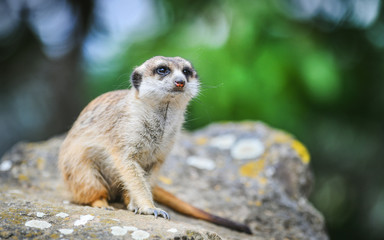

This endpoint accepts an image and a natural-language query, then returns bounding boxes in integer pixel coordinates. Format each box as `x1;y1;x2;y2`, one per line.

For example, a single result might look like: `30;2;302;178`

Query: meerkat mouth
171;87;185;93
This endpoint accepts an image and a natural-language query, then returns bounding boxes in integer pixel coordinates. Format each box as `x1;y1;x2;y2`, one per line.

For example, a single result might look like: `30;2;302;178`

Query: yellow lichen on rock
270;131;311;164
18;174;29;182
158;176;173;185
36;157;45;170
247;200;263;207
195;137;208;145
291;140;310;164
272;132;293;143
257;177;268;186
239;159;265;178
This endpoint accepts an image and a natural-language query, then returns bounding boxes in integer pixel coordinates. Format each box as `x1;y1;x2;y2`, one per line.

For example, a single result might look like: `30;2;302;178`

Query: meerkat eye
182;68;193;77
155;66;170;76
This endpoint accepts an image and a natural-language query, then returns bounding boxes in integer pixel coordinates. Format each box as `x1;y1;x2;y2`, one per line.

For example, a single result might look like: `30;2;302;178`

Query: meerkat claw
137;207;170;219
160;210;170;220
105;206;114;211
154;209;170;219
134;208;139;214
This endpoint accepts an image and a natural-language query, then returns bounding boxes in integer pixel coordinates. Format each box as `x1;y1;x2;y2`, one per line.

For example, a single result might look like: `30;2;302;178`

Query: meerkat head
130;56;200;102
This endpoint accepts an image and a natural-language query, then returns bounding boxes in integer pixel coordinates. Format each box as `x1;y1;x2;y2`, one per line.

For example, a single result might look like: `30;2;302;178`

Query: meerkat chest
130;105;181;159
141;114;168;146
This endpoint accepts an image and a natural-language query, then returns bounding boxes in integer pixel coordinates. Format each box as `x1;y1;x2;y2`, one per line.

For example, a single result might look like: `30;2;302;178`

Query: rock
0;121;328;240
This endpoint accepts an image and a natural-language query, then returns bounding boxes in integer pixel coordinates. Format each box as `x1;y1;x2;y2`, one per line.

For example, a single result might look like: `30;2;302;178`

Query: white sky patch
26;0;77;59
183;11;230;48
25;220;52;229
187;156;216;171
74;214;94;226
83;0;160;69
351;0;380;28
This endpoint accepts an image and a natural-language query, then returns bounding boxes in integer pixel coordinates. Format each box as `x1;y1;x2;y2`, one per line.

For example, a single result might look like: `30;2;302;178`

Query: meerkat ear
130;70;142;89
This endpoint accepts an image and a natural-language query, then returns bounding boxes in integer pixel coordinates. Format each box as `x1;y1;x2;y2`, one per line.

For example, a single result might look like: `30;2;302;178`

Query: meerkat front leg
111;152;169;219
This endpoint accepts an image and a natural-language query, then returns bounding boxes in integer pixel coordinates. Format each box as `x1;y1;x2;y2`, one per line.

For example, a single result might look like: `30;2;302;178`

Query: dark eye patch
182;67;193;78
155;66;171;76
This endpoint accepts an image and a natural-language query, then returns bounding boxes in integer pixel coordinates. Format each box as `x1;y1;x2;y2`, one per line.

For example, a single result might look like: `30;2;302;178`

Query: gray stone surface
0;121;328;240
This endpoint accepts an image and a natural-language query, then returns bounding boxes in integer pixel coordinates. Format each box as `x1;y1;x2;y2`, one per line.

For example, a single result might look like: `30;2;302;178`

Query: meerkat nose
174;79;185;88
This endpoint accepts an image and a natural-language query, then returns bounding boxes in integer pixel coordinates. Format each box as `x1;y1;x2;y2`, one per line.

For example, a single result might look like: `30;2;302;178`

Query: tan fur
59;56;199;217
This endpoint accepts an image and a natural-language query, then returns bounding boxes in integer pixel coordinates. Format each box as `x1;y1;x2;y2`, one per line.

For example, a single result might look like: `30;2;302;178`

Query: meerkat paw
91;198;114;210
127;203;139;213
132;206;170;219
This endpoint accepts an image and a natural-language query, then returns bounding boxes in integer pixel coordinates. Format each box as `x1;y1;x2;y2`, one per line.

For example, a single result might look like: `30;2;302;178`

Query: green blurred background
1;0;383;239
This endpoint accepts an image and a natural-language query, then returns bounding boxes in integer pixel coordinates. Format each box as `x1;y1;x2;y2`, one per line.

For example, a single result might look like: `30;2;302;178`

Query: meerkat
59;56;251;234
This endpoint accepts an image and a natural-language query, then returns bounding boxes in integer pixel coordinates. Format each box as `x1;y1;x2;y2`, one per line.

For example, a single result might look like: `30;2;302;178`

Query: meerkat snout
174;78;185;88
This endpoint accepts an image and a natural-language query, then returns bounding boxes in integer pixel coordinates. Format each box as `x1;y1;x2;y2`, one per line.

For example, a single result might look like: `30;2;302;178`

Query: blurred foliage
88;1;325;132
84;1;384;239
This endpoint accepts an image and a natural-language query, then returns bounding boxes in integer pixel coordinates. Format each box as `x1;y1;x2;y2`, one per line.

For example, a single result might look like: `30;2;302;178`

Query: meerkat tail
152;186;252;234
